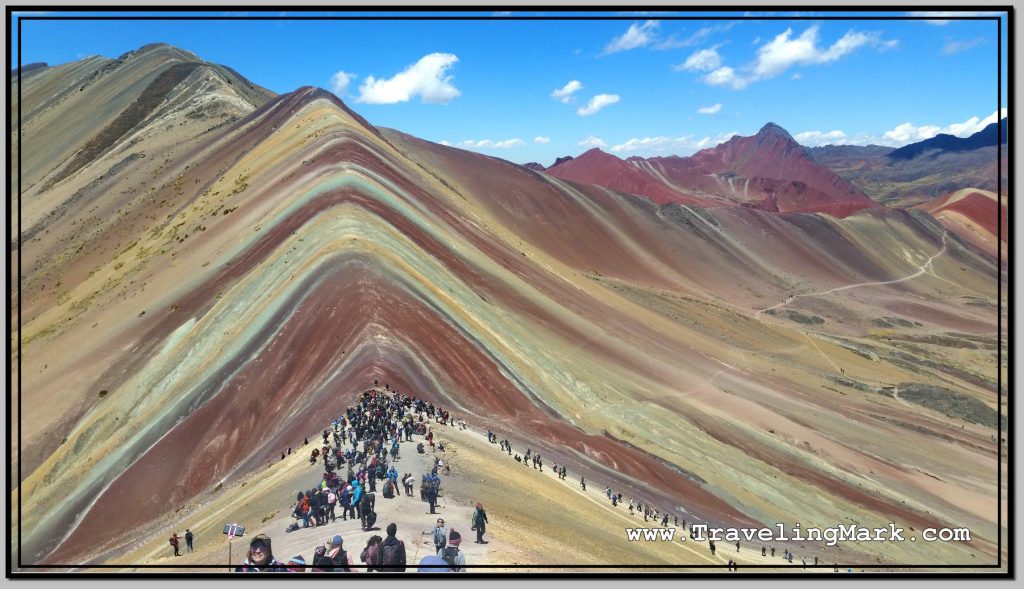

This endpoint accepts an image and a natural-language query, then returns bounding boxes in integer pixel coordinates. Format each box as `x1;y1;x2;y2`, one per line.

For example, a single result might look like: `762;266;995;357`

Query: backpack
381;540;404;570
332;549;351;572
442;547;460;570
383;482;394;498
365;511;377;529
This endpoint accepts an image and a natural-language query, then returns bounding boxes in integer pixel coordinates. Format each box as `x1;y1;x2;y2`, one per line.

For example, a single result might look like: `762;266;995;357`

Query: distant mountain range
889;118;1007;160
531;118;1006;213
808;118;1007;206
542;122;880;217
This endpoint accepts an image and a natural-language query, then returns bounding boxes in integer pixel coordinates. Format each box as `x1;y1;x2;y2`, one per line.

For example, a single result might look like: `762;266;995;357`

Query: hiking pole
414;531;426;563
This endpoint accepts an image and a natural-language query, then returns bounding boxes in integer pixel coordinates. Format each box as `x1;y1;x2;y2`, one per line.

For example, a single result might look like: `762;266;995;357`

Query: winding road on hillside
754;231;950;321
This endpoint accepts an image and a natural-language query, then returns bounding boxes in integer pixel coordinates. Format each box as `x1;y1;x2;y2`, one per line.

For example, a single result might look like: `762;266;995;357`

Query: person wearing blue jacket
351;480;364;518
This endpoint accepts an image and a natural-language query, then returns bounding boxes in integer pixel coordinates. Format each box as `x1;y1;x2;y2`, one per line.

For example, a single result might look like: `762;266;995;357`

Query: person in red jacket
169;532;181;557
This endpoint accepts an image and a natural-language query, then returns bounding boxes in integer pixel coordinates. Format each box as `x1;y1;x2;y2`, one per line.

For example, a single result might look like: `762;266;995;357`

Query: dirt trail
755;231;950;321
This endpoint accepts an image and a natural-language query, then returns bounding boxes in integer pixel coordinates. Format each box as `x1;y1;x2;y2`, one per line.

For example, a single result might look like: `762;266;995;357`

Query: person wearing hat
437;530;466;573
235;534;287;572
285;555;307;573
431;518;448;555
471;502;489;544
312;534;351;572
417;555;451;573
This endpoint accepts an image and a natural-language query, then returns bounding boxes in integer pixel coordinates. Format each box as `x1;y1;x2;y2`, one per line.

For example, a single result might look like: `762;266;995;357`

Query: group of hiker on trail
230;383;487;572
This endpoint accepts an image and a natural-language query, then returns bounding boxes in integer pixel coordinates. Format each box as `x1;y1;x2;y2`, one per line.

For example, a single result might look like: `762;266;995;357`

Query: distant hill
889;118;1007;160
547;122;879;217
11;62;47;77
808;122;1007;207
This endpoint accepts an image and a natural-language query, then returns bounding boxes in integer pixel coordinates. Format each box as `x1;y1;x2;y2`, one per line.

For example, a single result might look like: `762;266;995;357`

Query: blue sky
12;10;1009;166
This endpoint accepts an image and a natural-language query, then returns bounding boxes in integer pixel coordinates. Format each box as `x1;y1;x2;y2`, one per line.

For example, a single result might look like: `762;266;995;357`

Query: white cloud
578;135;607;148
881;39;900;51
697;103;722;115
438;140;452;146
551;80;584;103
794;129;848;146
329;70;356;97
883;123;944;144
689;25;895;90
534;136;551;144
703;66;748;89
943;37;987;54
457;138;525;149
790;72;803;80
884;108;1008;144
609;131;739;156
356;53;460;105
654;22;737;50
755;26;876;78
794;108;1008;148
907;11;1005;25
675;46;722;72
604;20;659;54
577;94;620;116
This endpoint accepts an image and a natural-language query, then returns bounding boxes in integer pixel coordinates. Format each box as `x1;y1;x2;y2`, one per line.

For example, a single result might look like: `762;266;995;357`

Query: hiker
169;532;181;557
770;545;775;557
762;546;766;556
424;471;440;514
403;473;415;496
359;490;374;530
294;492;310;528
709;540;716;555
185;529;194;553
418;555;451;573
439;530;466;573
360;535;383;572
312;535;351;572
736;541;740;552
340;485;354;520
326;487;337;523
581;477;586;491
351;480;364;519
380;523;407;571
472;502;489;544
235;534;287;572
432;518;448;554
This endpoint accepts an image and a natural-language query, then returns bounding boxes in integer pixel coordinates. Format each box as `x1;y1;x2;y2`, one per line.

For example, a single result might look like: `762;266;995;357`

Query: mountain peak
756;122;795;141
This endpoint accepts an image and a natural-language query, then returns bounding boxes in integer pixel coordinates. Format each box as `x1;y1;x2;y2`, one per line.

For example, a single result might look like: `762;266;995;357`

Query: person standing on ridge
472;502;489;544
169;532;181;557
432;518;448;555
184;529;194;553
